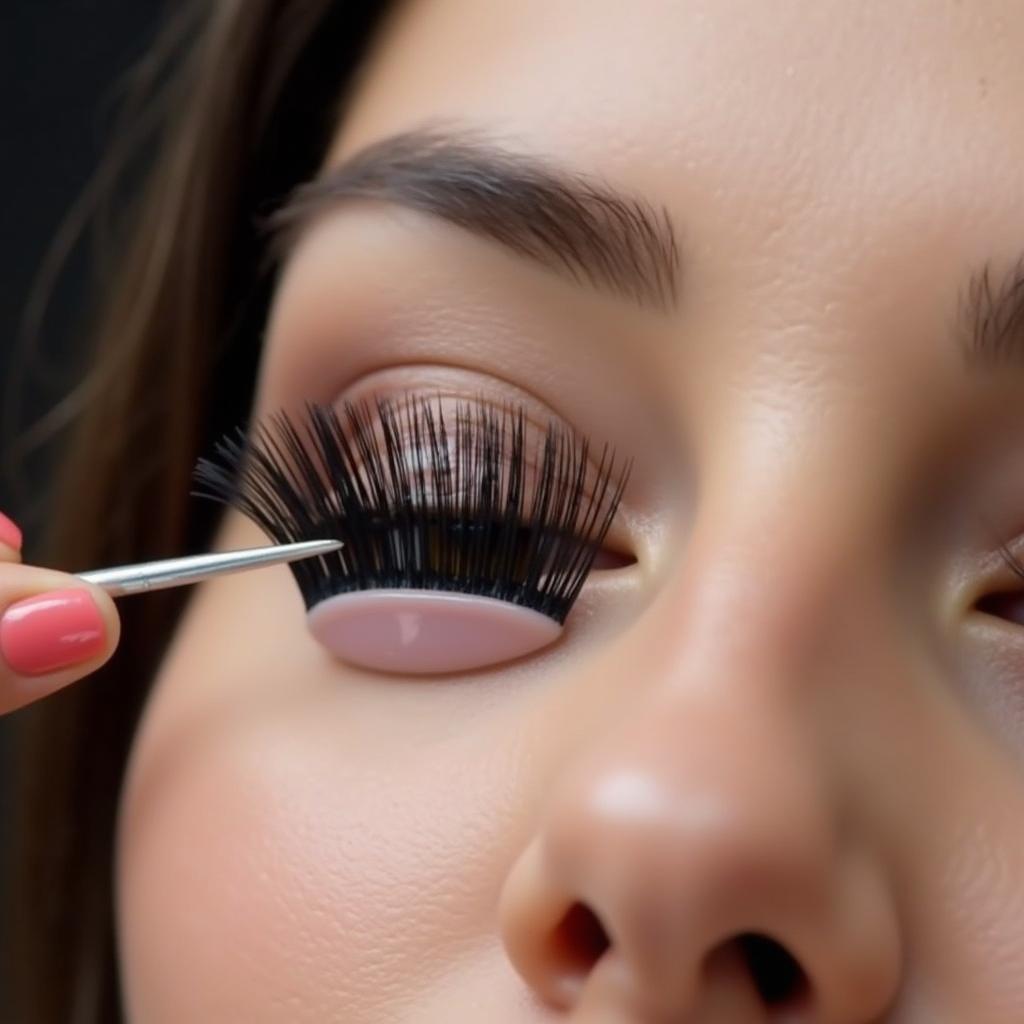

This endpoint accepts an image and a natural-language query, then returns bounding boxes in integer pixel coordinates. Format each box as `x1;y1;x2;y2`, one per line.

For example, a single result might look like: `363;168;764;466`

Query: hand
0;512;121;715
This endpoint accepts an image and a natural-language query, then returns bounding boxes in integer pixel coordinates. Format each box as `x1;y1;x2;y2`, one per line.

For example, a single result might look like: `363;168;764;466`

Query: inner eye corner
589;543;639;572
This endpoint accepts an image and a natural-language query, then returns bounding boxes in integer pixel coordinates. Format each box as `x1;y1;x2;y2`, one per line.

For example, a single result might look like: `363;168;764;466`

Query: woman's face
115;1;1024;1019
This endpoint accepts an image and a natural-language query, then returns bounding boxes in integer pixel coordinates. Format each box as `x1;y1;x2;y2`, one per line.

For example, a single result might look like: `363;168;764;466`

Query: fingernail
1;588;107;677
0;511;22;551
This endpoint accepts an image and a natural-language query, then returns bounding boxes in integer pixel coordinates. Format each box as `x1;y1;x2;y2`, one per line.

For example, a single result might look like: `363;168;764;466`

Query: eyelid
383;394;616;497
329;382;641;548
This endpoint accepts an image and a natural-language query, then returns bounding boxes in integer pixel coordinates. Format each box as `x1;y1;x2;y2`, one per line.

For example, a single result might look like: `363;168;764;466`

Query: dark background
1;0;166;1003
1;0;167;523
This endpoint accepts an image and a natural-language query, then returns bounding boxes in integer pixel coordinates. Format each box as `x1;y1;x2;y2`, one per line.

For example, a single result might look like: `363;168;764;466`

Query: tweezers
75;539;343;597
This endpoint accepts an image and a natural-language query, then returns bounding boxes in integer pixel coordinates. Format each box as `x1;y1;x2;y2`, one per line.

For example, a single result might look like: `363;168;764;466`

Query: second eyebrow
266;125;681;313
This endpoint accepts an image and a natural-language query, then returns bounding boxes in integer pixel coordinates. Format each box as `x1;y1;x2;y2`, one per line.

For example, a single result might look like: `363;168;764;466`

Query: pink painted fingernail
0;511;22;551
0;588;107;677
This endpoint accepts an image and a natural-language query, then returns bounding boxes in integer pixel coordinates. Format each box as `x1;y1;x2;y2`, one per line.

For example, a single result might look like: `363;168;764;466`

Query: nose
497;546;904;1022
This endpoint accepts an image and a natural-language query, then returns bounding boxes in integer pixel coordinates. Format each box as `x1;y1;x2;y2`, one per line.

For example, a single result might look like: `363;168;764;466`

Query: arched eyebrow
266;125;681;313
267;124;1019;374
958;254;1024;373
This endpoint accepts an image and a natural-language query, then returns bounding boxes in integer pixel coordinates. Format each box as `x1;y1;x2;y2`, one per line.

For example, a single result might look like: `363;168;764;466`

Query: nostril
975;589;1024;623
736;932;809;1008
552;902;611;974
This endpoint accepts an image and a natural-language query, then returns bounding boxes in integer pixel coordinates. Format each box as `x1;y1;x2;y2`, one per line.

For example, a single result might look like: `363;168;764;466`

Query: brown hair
2;3;394;1020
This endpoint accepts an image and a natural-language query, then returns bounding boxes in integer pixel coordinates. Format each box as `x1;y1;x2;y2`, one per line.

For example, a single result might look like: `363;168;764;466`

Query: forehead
329;0;1024;251
334;0;1024;163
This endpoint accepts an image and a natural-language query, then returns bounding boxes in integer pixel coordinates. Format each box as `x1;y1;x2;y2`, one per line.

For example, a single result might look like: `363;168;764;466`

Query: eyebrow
957;253;1024;373
267;125;681;312
269;125;1021;376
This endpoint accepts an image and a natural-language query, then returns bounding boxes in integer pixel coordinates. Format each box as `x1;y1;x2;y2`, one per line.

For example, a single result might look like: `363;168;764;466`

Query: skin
111;0;1024;1020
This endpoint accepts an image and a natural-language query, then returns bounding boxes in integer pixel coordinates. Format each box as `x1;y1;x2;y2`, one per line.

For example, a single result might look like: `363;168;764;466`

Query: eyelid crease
333;386;629;513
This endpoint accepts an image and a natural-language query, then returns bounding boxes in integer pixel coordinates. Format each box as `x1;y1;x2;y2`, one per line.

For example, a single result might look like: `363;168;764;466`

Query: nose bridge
655;428;885;709
546;411;893;872
667;263;922;681
596;342;908;813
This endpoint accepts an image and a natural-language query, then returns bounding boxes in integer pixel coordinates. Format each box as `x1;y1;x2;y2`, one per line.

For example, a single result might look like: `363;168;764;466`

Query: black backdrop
1;0;166;524
0;1;166;1007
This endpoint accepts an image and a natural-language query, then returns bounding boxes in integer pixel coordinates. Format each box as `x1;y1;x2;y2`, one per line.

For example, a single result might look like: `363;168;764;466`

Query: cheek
927;810;1024;1013
114;536;532;1022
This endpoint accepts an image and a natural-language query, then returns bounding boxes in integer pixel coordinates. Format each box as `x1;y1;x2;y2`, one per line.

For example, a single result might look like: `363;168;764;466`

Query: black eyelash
190;393;633;624
998;539;1024;583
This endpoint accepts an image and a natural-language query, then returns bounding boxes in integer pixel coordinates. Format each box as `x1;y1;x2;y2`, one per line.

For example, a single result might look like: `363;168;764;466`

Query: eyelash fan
191;393;632;674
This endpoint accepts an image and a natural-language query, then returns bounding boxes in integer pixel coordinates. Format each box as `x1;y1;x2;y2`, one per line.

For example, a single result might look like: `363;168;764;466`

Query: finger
0;565;121;715
0;510;24;563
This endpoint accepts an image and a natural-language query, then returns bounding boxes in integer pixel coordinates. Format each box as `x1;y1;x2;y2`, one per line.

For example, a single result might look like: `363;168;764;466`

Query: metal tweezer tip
75;538;344;597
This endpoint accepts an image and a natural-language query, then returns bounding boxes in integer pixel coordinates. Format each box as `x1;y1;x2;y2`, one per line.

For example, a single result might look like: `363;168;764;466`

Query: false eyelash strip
192;392;633;674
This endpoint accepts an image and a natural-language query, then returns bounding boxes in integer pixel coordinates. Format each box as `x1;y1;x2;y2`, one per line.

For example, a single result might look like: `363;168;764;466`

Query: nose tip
499;835;824;1021
497;723;903;1022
